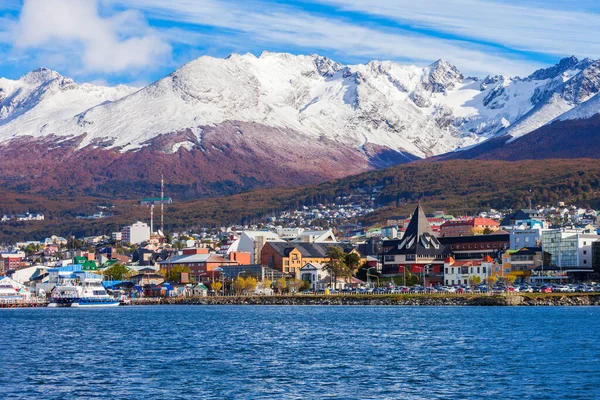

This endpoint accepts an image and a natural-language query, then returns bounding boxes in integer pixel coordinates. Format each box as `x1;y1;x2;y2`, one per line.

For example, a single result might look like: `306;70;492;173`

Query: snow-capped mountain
2;53;600;159
2;53;600;198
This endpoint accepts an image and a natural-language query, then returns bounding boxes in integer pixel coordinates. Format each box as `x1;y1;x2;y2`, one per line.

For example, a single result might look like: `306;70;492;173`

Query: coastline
130;293;600;306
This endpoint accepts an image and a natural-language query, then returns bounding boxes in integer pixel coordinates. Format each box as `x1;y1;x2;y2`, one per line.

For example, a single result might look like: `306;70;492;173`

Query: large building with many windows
380;205;450;284
542;229;600;268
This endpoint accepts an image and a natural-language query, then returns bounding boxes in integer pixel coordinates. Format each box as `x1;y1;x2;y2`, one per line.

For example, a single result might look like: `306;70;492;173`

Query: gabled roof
385;205;448;256
265;242;357;258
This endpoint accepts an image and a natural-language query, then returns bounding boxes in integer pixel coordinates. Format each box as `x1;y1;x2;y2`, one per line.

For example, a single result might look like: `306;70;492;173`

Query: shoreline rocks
131;294;600;306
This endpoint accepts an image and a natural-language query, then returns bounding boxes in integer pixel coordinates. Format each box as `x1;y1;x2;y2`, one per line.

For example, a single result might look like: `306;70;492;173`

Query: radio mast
161;174;165;233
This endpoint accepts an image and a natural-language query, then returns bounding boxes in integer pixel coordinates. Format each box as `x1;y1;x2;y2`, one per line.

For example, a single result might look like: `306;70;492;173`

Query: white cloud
126;0;541;76
312;0;600;58
13;0;171;74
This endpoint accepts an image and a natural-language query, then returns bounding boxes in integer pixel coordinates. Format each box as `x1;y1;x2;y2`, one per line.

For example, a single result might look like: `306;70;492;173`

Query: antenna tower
161;174;165;232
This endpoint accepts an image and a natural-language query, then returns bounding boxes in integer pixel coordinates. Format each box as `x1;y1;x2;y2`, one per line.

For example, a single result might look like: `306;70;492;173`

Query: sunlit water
1;306;599;399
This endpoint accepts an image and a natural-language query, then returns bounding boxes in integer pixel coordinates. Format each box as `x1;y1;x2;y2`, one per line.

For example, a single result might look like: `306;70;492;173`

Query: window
451;267;454;274
477;267;480;273
584;250;587;255
445;268;448;274
384;255;395;262
284;260;289;266
584;260;587;264
483;267;487;274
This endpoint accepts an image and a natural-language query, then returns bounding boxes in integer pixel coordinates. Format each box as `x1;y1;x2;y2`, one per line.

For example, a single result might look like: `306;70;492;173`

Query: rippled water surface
1;306;600;399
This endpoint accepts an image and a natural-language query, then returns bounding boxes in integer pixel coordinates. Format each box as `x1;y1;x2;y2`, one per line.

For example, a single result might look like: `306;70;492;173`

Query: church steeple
403;204;434;239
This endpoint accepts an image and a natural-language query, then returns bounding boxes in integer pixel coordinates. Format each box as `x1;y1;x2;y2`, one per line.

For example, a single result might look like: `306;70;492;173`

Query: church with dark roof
380;204;451;283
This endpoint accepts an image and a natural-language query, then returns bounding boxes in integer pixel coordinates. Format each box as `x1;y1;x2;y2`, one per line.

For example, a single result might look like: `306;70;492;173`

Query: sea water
1;306;599;399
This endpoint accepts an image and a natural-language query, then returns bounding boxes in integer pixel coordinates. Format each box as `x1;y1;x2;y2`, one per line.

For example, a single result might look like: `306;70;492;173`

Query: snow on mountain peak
1;52;600;159
20;67;62;85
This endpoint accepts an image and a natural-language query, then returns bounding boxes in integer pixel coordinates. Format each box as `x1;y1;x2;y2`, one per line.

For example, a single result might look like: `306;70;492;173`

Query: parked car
540;286;553;293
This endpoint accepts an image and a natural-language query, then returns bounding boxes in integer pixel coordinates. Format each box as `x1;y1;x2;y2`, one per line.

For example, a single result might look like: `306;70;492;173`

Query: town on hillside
2;200;600;304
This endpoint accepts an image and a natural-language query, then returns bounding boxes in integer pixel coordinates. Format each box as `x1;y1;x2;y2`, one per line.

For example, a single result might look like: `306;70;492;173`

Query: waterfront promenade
4;293;600;308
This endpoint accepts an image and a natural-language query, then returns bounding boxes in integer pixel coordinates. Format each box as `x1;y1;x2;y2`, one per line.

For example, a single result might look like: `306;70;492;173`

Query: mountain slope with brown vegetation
3;158;600;242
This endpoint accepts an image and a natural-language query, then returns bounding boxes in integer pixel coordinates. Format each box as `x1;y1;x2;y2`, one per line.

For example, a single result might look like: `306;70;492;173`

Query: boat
49;271;119;308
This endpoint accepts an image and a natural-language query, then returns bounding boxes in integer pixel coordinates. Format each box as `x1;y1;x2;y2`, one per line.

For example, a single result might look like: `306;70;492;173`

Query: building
500;209;546;229
502;247;546;282
159;248;238;282
509;227;543;250
219;264;284;281
443;256;494;286
542;229;600;268
299;262;327;290
439;233;509;261
229;231;285;265
440;218;500;237
261;241;361;278
380;205;450;284
291;229;338;243
121;221;150;245
0;253;23;274
111;232;122;242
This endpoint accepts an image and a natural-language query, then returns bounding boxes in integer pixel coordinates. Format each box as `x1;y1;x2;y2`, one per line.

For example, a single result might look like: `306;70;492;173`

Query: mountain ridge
2;53;600;199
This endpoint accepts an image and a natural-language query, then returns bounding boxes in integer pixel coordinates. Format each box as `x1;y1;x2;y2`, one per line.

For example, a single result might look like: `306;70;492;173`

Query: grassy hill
3;158;599;242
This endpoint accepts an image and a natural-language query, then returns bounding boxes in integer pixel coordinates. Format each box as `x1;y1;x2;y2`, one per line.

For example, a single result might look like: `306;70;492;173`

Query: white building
443;256;494;286
291;229;337;243
111;232;122;242
229;231;285;265
121;221;151;245
542;228;600;268
300;262;327;290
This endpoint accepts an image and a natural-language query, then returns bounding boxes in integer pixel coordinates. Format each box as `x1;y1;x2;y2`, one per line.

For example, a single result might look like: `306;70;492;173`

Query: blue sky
1;0;599;86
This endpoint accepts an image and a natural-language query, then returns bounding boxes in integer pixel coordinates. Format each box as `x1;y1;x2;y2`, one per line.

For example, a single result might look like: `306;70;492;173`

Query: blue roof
48;264;84;273
162;283;174;291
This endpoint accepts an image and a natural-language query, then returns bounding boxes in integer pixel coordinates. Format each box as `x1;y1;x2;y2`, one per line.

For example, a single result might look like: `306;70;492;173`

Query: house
443;256;494;286
261;241;361;278
380;205;450;284
299;262;326;290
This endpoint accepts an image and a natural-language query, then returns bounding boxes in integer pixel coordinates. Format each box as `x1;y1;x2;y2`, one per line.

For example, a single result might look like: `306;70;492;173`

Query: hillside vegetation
2;158;599;242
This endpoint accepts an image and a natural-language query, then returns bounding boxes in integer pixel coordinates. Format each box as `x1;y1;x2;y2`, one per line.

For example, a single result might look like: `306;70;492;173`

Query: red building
440;218;500;237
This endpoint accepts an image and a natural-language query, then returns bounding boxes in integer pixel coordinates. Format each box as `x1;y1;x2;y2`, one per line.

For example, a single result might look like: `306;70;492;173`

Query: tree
212;281;222;293
324;246;348;288
276;277;287;294
160;264;191;283
503;275;517;286
103;263;131;281
244;277;258;294
468;275;482;286
486;276;498;286
482;227;493;235
345;253;361;279
262;278;272;289
300;280;311;291
288;279;303;293
232;277;246;295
